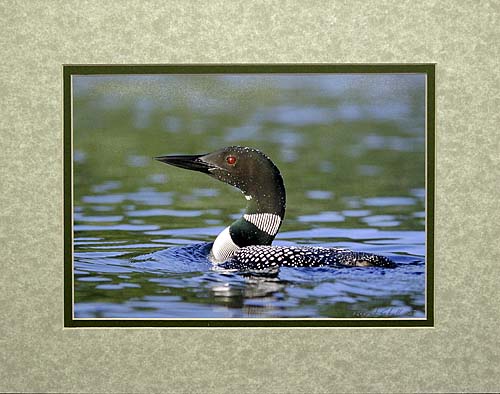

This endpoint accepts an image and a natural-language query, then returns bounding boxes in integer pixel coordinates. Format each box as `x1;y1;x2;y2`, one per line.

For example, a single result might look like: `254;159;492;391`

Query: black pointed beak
155;153;214;174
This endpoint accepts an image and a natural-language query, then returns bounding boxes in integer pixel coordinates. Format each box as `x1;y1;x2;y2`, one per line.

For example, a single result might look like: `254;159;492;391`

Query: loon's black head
156;146;287;262
156;146;285;215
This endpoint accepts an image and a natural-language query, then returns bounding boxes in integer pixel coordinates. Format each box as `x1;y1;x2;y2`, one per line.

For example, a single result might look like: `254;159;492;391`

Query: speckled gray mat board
1;1;499;393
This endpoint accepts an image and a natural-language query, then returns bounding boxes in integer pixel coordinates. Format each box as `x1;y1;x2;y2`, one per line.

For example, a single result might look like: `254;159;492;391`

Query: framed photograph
64;64;434;327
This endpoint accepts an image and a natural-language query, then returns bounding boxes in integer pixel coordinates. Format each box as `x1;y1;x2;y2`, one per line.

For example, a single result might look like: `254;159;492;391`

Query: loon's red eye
226;155;237;165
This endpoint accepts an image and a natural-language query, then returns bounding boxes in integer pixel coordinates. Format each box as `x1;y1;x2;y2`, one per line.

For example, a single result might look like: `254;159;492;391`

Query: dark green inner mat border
63;64;435;328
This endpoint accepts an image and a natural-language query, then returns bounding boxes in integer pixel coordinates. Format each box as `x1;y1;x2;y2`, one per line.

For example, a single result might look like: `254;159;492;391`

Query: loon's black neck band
229;219;276;247
229;171;286;247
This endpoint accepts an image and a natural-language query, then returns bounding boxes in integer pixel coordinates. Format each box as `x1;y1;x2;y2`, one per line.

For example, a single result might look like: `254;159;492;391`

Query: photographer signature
353;307;419;318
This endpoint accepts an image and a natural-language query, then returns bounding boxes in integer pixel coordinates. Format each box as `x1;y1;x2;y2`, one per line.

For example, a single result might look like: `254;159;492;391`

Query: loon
155;146;395;271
